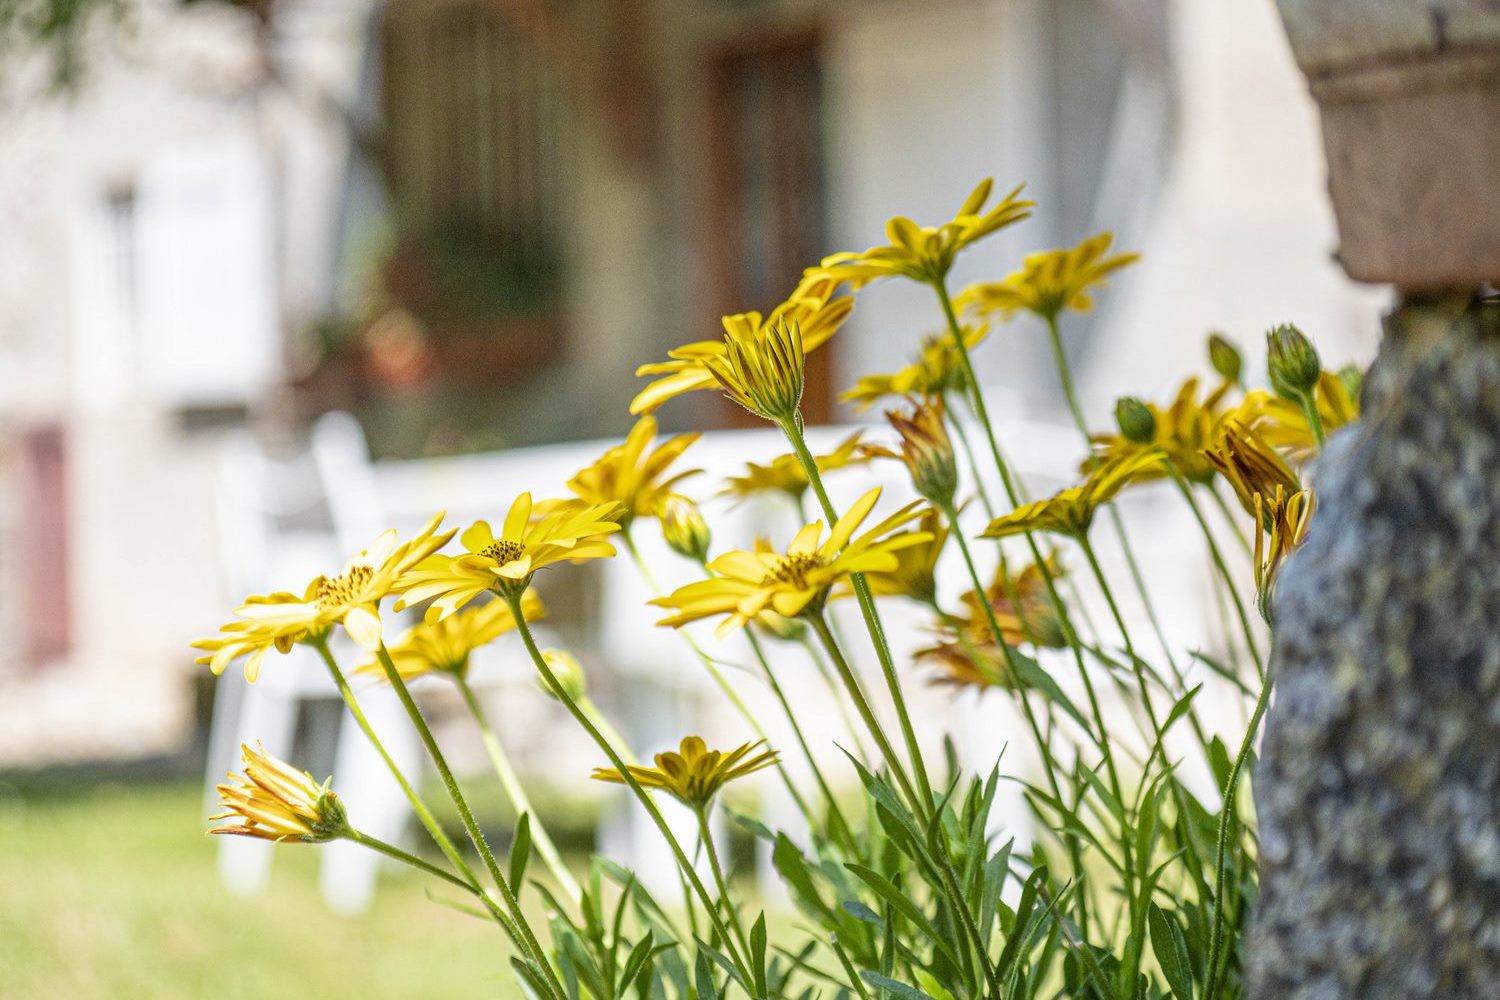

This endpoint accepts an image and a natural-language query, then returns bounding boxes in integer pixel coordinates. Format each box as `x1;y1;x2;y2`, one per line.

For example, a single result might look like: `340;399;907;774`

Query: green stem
1299;389;1327;449
797;631;872;763
779;417;934;817
454;672;584;904
346;828;476;896
805;611;919;810
937;501;1092;929
1169;470;1266;683
374;644;562;1000
743;626;856;852
621;526;819;833
506;593;756;987
696;807;753;963
1203;665;1275;1000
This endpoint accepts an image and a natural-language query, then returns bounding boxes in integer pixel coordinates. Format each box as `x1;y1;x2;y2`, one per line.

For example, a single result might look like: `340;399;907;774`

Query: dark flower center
316;565;373;610
766;553;825;590
481;540;527;565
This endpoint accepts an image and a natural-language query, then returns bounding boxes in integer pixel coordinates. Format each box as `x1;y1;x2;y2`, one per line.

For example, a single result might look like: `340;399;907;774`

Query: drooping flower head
1254;486;1314;623
631;274;852;415
355;591;545;683
815;179;1033;286
565;416;701;524
868;396;959;506
960;232;1139;322
591;736;778;810
209;742;347;843
841;325;989;412
653;487;929;637
395;494;624;619
719;431;870;504
1088;378;1233;485
1202;419;1302;519
981;452;1162;540
191;514;454;676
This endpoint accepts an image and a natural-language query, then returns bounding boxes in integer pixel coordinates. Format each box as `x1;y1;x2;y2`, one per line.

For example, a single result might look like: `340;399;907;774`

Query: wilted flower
1254;487;1314;623
195;514;454;666
1265;323;1321;399
815;178;1033;286
592;736;778;810
355;592;545;683
872;397;959;506
565;416;700;524
658;494;712;563
396;494;623;617
653;487;928;636
631;275;851;415
982;452;1162;539
719;431;870;504
960;232;1139;322
841;326;989;411
918;556;1065;688
1202;420;1302;518
210;742;347;843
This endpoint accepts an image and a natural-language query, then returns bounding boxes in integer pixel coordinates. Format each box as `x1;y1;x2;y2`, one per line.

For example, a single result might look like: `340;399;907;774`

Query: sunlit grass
0;780;522;999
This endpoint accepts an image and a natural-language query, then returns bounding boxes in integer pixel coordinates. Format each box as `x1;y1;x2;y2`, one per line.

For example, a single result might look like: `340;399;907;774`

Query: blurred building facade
0;0;1383;766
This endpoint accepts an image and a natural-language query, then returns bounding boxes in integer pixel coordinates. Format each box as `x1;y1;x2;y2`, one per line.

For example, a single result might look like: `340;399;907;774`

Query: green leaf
509;812;532;893
1009;649;1098;743
694;950;720;1000
617;933;657;998
861;972;937;1000
751;913;769;1000
1149;903;1194;999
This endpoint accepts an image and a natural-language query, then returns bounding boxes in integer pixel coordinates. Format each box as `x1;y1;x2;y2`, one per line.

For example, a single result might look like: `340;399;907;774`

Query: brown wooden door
703;31;832;428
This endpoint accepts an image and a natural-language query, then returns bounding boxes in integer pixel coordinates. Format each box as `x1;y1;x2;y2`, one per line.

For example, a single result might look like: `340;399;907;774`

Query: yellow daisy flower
1088;377;1233;485
191;619;297;683
630;274;852;415
591;736;778;810
841;325;989;412
209;742;347;843
355;591;545;683
1202;419;1302;518
395;494;624;620
960;232;1139;322
719;431;870;504
705;316;807;422
199;514;454;663
981;452;1162;539
565;416;701;523
863;508;948;605
652;487;929;637
1237;370;1360;462
815;178;1033;286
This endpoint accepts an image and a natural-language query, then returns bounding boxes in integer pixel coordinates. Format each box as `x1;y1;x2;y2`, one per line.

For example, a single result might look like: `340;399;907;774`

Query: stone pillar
1249;4;1500;996
1247;298;1500;996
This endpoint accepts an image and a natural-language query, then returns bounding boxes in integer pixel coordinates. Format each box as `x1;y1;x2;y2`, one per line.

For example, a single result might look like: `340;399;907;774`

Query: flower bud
1265;323;1321;399
1208;333;1243;384
210;742;350;843
885;397;958;506
755;611;808;643
658;494;711;563
1113;396;1157;445
1336;363;1363;403
538;648;588;702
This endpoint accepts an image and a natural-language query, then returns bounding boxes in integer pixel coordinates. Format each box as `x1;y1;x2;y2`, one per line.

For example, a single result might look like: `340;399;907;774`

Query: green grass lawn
0;779;524;998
